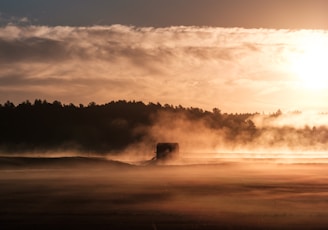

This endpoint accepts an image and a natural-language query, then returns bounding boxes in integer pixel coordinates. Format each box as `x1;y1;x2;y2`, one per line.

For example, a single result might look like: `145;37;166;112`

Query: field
1;155;328;230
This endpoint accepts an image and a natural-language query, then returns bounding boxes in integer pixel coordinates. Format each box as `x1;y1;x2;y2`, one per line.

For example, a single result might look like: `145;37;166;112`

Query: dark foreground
1;156;328;230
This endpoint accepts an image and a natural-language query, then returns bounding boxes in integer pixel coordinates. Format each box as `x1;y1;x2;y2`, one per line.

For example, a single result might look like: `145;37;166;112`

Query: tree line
1;99;328;153
0;99;257;153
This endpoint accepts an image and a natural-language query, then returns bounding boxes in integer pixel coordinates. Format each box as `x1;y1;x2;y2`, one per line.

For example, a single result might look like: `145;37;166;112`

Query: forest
0;99;327;154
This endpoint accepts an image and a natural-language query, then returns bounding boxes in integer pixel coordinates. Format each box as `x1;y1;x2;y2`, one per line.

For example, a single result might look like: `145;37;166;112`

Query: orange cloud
0;25;328;112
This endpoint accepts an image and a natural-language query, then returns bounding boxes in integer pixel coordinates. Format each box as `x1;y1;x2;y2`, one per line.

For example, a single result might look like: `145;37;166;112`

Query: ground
0;156;327;229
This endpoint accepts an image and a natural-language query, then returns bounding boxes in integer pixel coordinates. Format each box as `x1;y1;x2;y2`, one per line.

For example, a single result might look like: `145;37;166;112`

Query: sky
1;0;328;113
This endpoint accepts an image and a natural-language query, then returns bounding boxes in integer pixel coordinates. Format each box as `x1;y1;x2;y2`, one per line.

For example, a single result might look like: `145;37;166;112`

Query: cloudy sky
1;0;328;112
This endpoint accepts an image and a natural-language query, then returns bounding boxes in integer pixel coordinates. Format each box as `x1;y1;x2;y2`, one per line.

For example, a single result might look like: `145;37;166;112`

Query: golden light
290;32;328;89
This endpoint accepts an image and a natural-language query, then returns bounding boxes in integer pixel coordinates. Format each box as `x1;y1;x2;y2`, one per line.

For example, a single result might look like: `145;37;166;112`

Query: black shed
156;142;179;160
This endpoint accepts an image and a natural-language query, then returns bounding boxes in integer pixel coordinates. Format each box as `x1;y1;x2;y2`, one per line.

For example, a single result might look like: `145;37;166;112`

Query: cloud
0;25;328;112
0;37;67;63
252;112;328;129
0;13;32;26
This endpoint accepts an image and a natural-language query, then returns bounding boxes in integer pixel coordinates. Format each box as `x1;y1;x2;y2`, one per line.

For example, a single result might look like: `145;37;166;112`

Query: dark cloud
0;37;67;63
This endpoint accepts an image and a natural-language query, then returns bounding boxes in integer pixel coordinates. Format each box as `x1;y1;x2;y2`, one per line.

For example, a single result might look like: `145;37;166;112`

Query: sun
290;33;328;89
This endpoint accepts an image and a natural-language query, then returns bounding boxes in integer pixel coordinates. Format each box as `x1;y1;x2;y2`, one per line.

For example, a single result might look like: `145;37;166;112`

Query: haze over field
1;156;328;230
1;1;328;229
2;101;328;161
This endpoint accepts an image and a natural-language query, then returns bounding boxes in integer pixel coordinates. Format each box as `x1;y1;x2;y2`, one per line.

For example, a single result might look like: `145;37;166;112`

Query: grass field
1;156;328;229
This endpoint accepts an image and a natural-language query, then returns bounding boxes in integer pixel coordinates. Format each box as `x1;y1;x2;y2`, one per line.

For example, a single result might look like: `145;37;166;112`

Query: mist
2;105;328;229
2;102;328;164
1;155;328;229
2;5;328;229
114;109;328;164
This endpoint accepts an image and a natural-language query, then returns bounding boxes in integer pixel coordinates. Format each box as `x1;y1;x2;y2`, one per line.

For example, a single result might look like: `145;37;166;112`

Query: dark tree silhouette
4;99;323;153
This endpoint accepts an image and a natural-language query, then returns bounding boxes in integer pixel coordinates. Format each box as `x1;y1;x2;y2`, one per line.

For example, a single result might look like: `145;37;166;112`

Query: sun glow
290;32;328;89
